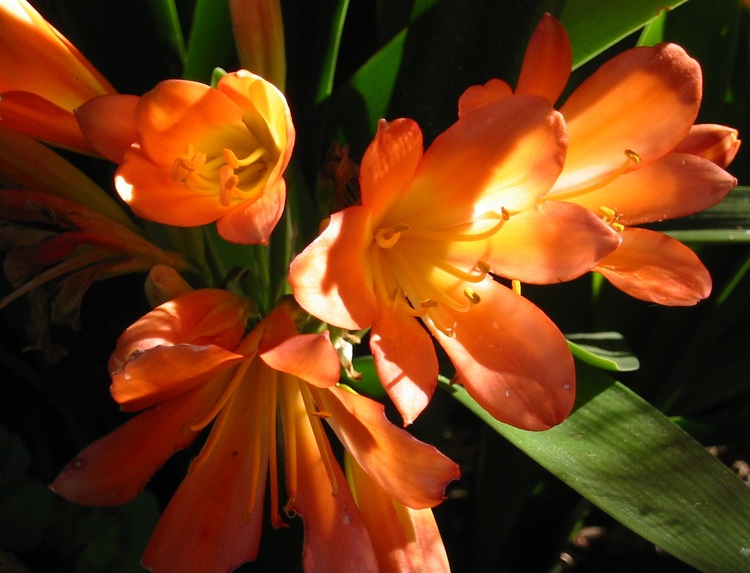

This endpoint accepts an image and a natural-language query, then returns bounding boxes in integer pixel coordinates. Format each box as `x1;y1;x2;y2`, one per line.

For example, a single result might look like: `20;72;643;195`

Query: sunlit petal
360;118;424;213
595;228;711;306
457;78;512;118
431;277;575;430
481;200;620;283
515;13;572;104
370;309;439;425
673;123;741;168
553;43;701;195
398;95;566;226
289;207;379;330
560;153;737;226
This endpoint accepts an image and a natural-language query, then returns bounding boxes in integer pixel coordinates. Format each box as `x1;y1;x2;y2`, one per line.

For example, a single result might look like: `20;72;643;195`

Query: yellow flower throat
371;208;510;337
172;144;268;206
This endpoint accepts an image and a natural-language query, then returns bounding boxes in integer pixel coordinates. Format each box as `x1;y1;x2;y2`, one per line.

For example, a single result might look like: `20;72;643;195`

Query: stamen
301;384;338;496
464;288;481;304
599;206;625;232
624;149;641;163
512;280;522;295
310;411;333;418
433;258;488;283
546;149;641;202
374;224;410;249
404;211;506;242
267;370;287;529
189;357;252;432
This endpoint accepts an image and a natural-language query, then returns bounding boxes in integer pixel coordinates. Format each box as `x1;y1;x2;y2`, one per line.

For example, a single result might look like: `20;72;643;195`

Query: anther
375;224;410;249
310;411;333;418
624;149;641;163
464;288;481;304
501;207;510;221
512;280;522;295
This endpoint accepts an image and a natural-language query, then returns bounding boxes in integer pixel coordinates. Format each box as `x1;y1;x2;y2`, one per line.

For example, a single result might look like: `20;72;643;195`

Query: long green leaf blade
561;0;689;67
442;364;750;573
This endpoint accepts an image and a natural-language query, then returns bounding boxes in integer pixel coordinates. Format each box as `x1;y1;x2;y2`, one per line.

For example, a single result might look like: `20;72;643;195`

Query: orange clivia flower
289;96;621;430
76;70;295;244
51;294;458;573
0;0;115;152
459;14;739;305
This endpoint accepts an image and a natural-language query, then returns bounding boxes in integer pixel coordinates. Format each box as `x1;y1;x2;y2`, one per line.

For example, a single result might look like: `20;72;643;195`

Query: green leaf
657;187;750;244
560;0;689;68
442;363;750;573
183;0;234;82
566;332;640;372
145;0;186;64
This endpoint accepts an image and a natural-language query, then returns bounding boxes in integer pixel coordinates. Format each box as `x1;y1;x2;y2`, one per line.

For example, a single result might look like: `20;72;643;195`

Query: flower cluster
0;1;739;572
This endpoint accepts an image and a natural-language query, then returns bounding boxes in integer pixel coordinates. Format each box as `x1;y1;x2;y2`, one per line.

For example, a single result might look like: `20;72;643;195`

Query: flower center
171;144;269;206
371;209;509;336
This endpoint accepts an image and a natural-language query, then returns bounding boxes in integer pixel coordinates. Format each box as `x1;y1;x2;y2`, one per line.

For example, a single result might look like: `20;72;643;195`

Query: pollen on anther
464;288;481;305
624;149;641;163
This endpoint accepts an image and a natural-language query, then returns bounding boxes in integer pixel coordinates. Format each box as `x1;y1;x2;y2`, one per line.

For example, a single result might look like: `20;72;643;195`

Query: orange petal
111;346;243;411
359;118;424;214
673;124;741;168
560;153;737;226
216;176;286;244
289;207;379;330
400;95;566;228
0;0;114;105
595;227;711;306
0;91;93;152
370;309;439;425
111;289;249;360
116;173;234;229
115;151;230;226
515;14;572;104
218;70;295;167
430;277;575;430
554;43;701;195
479;200;620;283
49;381;222;506
258;310;341;388
285;387;380;573
75;94;139;163
346;453;450;573
317;385;460;508
134;79;244;163
142;369;271;573
457;78;512;118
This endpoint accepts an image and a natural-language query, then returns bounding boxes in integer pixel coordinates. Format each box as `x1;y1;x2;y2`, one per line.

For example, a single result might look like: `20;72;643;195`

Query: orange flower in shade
459;14;739;305
228;0;286;90
51;293;458;573
289;96;622;430
0;0;115;152
76;70;295;244
0;127;187;361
